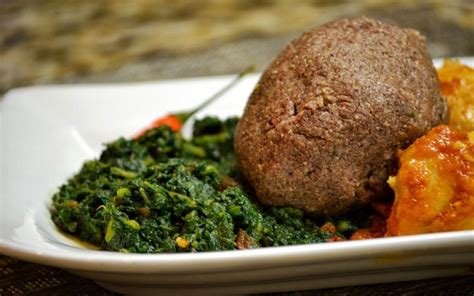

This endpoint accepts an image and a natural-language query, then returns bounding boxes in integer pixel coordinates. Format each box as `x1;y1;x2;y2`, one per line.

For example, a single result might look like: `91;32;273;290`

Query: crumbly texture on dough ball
234;17;448;215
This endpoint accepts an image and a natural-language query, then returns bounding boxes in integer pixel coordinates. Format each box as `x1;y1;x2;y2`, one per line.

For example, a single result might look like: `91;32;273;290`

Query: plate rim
1;230;473;273
1;57;474;274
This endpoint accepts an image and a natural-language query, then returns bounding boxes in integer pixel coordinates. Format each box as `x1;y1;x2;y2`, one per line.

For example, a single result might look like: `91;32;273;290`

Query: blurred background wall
1;0;473;94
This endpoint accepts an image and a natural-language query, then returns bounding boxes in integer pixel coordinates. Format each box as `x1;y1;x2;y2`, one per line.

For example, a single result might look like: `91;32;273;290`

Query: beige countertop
1;0;473;94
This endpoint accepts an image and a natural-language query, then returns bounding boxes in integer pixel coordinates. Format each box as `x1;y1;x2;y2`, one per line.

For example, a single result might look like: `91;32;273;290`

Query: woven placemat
1;255;473;295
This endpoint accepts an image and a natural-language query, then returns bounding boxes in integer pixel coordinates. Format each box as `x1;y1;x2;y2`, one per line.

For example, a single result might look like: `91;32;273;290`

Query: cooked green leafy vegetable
52;117;358;253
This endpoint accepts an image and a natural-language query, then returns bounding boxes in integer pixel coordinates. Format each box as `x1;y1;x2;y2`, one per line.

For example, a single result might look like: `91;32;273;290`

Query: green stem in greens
175;65;256;123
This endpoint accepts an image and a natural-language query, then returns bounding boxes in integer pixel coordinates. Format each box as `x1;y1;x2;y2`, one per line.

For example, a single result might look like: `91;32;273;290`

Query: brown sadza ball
234;17;448;215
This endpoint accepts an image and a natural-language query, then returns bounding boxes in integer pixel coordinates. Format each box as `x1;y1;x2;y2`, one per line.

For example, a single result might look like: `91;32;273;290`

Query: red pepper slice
133;115;182;139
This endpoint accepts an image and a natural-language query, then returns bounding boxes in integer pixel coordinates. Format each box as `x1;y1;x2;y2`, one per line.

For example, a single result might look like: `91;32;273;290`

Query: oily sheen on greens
51;118;350;253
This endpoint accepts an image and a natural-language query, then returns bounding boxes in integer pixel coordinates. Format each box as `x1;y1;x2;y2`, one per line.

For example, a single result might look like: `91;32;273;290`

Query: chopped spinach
51;117;349;253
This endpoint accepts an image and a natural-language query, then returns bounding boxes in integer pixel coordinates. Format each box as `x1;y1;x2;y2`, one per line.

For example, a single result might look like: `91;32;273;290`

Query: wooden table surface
1;1;473;295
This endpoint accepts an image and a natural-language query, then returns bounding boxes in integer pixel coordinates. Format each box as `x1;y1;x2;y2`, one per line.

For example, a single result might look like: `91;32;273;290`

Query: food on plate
52;118;348;253
351;62;474;238
437;59;474;132
234;17;448;215
386;125;474;235
51;15;472;253
348;201;391;240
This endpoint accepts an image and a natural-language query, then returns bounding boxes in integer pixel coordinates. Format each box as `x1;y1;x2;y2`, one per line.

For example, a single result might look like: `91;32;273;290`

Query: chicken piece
437;60;474;132
386;125;474;236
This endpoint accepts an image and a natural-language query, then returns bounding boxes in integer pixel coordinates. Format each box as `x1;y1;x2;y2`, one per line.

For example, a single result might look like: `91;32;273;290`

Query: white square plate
1;58;474;295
